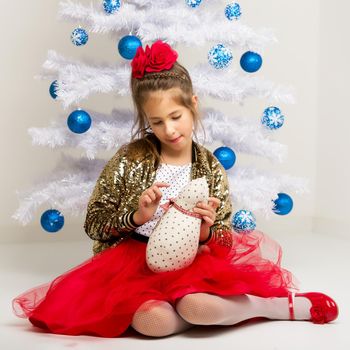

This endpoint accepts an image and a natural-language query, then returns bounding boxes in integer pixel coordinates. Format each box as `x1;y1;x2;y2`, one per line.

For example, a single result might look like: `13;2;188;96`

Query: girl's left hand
193;197;220;227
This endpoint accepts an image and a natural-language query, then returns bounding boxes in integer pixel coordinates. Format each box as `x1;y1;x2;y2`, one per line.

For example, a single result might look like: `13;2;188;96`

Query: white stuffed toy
146;177;209;273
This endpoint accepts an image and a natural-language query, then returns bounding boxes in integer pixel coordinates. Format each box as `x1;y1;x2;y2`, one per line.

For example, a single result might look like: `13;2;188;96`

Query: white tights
131;293;312;337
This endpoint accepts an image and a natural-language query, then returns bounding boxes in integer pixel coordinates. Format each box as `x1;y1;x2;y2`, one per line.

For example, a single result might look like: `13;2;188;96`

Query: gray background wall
1;0;349;244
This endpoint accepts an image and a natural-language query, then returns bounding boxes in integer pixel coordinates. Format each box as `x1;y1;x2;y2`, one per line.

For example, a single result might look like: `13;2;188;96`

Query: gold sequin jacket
84;135;233;255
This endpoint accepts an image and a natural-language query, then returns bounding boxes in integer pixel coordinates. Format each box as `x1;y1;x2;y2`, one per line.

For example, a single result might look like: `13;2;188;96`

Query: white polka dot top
135;163;192;237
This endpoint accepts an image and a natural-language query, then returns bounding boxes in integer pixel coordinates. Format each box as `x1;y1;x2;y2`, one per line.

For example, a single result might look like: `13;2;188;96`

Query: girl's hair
129;61;206;161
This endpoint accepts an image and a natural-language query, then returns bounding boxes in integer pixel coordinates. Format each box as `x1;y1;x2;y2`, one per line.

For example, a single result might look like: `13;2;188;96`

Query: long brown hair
129;61;205;161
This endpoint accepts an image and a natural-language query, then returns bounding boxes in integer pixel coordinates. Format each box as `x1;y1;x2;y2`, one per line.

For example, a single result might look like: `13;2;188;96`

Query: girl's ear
192;95;198;109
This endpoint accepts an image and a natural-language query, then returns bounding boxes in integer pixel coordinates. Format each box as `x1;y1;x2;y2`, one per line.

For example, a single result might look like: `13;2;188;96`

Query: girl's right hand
133;182;170;225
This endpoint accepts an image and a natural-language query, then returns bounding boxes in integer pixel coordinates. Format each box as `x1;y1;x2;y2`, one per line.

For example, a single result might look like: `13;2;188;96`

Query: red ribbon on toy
160;198;202;220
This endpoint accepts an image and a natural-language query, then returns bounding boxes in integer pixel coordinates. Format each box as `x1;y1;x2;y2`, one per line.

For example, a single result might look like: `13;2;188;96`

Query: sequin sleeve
209;157;233;233
84;146;140;242
205;156;234;255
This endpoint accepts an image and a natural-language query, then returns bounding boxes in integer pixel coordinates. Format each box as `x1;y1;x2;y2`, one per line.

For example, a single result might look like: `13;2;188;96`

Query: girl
13;40;338;338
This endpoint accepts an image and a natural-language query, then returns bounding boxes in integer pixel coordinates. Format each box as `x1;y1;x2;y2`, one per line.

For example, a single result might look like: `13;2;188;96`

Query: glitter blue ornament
232;210;256;234
213;146;236;170
49;80;58;99
103;0;121;14
185;0;202;8
71;28;89;46
67;109;92;134
240;51;262;73
272;193;293;215
262;106;285;130
208;44;233;69
225;3;242;20
118;35;142;60
40;209;64;233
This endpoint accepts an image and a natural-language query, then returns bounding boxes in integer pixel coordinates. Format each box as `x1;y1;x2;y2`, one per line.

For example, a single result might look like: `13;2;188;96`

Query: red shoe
288;292;339;324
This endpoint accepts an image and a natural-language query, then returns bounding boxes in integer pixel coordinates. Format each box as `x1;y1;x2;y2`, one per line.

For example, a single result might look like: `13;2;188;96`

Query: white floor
1;230;349;350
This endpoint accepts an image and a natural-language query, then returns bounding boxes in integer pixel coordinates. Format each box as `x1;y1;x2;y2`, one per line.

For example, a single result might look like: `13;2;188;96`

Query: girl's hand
193;197;220;226
197;244;211;255
134;182;170;225
193;197;220;242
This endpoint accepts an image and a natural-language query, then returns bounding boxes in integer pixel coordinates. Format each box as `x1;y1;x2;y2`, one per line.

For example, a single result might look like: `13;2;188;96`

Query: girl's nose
164;123;176;136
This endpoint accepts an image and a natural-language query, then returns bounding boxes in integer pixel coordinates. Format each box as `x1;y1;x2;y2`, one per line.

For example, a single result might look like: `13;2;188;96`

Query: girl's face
143;88;198;156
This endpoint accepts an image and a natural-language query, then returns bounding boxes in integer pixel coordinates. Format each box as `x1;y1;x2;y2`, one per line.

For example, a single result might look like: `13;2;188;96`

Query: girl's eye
153;116;181;125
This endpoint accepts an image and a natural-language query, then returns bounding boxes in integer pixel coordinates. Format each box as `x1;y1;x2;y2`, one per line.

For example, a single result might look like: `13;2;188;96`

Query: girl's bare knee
176;293;227;325
131;300;179;337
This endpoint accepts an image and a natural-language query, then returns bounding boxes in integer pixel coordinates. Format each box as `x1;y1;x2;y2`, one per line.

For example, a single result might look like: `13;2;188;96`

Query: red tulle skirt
13;230;299;337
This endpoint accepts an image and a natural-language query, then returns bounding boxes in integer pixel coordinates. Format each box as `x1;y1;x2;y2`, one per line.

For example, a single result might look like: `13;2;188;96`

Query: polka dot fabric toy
146;177;209;272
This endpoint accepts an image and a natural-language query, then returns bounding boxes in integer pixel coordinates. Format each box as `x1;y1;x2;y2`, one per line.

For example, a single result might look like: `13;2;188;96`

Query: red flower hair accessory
131;40;178;79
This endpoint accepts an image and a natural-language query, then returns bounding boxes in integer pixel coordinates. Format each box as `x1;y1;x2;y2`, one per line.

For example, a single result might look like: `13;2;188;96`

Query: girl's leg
131;300;194;337
176;293;312;326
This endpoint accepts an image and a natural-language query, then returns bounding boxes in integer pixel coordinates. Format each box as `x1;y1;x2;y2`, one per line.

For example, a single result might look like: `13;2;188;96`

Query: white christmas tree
12;0;308;233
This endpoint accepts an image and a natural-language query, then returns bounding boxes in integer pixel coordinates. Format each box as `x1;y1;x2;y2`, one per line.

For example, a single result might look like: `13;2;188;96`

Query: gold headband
141;71;187;81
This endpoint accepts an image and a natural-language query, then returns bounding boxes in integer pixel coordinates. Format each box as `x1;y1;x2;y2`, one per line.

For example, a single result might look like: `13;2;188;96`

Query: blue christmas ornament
208;44;233;69
272;193;293;215
118;35;142;60
232;210;256;234
240;51;262;73
49;80;58;99
225;3;242;20
40;209;64;233
262;106;285;130
186;0;202;8
213;146;236;170
103;0;121;14
71;28;89;46
67;109;92;134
